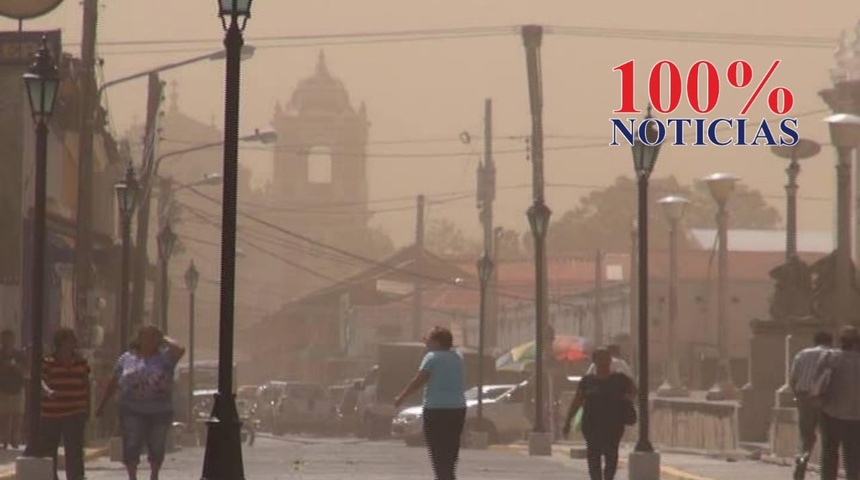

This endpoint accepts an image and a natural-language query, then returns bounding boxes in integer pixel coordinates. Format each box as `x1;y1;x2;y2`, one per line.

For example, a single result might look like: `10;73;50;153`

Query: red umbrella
552;335;593;362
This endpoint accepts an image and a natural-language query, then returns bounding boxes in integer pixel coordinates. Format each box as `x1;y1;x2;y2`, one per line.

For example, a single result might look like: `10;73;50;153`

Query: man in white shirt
789;330;833;480
585;344;634;379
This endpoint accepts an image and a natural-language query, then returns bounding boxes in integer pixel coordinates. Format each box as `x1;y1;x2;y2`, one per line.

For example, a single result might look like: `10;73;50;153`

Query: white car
391;383;531;446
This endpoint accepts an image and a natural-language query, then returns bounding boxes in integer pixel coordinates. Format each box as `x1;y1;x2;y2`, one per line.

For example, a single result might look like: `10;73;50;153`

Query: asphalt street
81;434;594;480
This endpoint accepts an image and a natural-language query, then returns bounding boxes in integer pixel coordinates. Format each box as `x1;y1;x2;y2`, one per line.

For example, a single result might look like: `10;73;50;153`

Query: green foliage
543;175;781;255
424;219;481;257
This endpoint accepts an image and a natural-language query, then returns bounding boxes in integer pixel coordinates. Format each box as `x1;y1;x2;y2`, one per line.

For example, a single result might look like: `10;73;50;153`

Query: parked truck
354;342;496;439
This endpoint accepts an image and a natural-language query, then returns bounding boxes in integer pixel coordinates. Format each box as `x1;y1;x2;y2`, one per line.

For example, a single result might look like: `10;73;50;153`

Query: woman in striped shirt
40;327;90;480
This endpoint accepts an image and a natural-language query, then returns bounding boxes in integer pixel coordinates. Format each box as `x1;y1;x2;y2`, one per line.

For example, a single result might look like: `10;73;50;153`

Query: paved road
83;434;592;480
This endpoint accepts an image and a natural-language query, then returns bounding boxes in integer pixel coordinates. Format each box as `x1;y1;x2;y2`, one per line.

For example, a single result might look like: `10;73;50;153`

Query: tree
424;219;481;257
685;180;781;229
545;175;782;255
495;227;525;260
353;226;396;260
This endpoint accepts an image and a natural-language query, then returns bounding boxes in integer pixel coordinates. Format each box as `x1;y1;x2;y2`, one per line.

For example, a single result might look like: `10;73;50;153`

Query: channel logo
609;60;799;147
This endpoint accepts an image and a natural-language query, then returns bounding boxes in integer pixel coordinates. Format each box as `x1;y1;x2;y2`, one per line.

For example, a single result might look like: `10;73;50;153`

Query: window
307;146;333;184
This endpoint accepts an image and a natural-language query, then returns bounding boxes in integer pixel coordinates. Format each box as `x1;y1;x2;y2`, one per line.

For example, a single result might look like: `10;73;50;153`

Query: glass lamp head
824;113;860;148
527;201;552;239
114;164;140;218
219;0;252;17
184;261;200;292
23;36;60;125
158;225;178;260
476;253;494;285
702;173;739;204
658;195;690;223
631;105;662;177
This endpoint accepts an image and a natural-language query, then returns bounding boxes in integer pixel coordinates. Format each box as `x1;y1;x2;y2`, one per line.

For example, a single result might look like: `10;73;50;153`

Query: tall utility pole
478;99;498;350
153;176;172;328
73;0;99;344
594;250;605;345
412;194;425;341
130;74;164;333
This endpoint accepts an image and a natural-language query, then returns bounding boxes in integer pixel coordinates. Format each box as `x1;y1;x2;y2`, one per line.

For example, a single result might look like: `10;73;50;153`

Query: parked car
391;383;530;446
272;382;336;435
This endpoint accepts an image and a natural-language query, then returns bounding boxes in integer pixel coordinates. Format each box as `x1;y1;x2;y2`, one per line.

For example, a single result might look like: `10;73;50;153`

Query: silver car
391;384;528;446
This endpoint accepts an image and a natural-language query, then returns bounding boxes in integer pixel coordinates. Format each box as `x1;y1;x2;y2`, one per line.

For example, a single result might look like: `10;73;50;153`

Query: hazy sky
5;1;860;246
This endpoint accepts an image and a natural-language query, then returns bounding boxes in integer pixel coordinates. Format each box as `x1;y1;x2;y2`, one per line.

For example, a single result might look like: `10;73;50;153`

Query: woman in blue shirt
96;326;185;480
395;326;465;480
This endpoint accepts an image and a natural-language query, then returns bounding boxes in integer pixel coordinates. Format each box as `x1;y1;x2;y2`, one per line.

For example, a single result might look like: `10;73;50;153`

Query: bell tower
270;51;371;253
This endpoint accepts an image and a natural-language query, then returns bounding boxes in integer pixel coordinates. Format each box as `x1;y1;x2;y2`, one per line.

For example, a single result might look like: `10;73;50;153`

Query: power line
176;184;597;306
82;24;834;56
178;199;367;284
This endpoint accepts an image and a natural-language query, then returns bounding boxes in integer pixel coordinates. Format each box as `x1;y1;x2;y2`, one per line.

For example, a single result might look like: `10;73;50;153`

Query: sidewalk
0;446;108;480
490;442;797;480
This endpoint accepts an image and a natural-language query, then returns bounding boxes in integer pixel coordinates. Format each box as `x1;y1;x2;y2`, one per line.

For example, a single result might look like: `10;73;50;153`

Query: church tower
270;51;371;249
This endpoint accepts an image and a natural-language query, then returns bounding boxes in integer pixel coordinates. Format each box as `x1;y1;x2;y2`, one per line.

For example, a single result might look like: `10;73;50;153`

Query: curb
0;446;109;480
489;444;720;480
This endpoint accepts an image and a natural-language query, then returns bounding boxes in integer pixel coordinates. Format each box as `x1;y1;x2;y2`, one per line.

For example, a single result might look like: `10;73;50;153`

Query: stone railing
648;395;741;452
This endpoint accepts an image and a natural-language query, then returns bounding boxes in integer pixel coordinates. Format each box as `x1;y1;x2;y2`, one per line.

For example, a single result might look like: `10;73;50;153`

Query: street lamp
201;1;254;479
115;163;140;352
703;172;740;402
770;139;821;260
474;252;494;448
825;113;860;329
656;195;690;398
184;261;200;429
628;104;663;480
81;45;258;351
157;224;178;334
521;23;553;457
20;36;59;465
526;200;551;441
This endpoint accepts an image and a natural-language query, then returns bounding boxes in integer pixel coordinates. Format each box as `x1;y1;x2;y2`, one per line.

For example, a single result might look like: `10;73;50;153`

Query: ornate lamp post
820;27;860;328
184;261;200;429
521;23;553;457
115;164;140;352
157;224;178;333
825;114;860;328
20;36;59;462
771;139;821;260
201;1;253;479
526;201;551;447
628;105;664;480
703;172;740;401
473;253;494;448
656;195;690;398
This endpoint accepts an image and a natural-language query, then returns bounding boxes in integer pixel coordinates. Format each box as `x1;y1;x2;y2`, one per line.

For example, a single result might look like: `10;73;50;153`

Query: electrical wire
77;24;835;57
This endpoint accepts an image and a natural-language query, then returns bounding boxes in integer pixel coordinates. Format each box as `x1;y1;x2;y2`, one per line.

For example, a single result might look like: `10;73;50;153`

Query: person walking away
0;329;26;449
95;326;185;480
789;330;833;480
813;326;860;480
40;328;90;480
563;347;635;480
394;327;466;480
584;344;634;379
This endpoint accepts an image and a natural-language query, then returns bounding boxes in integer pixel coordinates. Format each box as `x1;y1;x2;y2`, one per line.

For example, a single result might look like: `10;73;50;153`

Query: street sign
0;31;61;66
0;0;64;20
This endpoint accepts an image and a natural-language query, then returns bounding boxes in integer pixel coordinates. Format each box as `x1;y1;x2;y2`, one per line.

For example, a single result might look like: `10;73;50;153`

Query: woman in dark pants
563;347;634;480
395;327;466;480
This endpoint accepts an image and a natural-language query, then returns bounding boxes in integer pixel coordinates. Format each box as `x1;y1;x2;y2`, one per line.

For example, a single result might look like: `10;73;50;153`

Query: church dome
287;51;353;115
